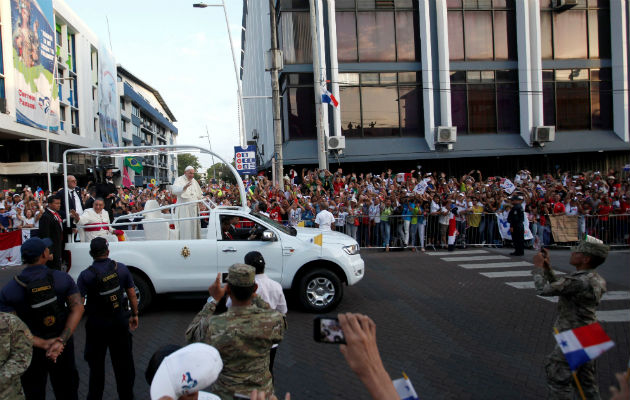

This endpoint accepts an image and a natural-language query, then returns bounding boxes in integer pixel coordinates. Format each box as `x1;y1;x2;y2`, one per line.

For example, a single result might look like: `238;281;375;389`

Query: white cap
185;166;195;172
150;343;223;400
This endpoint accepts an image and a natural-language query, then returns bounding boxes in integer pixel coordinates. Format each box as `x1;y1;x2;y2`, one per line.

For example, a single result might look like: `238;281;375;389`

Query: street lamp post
193;1;246;147
199;127;216;180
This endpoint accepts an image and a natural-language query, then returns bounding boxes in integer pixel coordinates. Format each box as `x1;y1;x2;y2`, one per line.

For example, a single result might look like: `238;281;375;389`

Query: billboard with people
10;0;59;131
98;43;119;147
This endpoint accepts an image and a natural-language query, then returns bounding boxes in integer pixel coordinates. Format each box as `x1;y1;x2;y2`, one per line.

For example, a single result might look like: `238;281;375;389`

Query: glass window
340;87;361;137
541;2;610;59
590;80;612;130
395;11;420;61
357;12;396;62
553;11;588;59
287;87;316;139
398;86;421;136
493;11;517;60
448;2;516;60
361;86;399;136
450;70;519;134
360;73;379;85
448;11;464;61
280;12;312;64
556;81;589;129
336;12;358;62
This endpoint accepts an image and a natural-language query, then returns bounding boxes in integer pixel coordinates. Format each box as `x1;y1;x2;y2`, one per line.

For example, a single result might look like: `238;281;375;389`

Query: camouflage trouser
545;346;601;400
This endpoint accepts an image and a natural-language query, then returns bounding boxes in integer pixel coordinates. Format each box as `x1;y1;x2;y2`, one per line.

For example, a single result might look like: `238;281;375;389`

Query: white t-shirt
315;209;335;231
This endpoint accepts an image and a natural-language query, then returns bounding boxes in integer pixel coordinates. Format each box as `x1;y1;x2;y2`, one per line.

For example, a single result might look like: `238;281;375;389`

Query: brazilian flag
124;157;143;173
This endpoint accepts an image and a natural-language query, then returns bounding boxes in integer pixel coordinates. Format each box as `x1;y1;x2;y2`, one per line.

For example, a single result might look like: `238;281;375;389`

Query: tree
177;153;202;180
206;160;237;184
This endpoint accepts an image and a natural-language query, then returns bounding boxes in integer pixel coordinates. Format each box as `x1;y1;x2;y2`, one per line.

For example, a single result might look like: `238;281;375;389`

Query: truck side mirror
262;230;277;242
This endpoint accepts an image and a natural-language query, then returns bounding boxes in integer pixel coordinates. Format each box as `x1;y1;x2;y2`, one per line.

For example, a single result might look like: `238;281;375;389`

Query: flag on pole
321;85;339;108
297;221;305;228
124;157;143;173
0;230;22;267
554;322;615;370
122;166;133;188
310;233;323;246
393;373;419;400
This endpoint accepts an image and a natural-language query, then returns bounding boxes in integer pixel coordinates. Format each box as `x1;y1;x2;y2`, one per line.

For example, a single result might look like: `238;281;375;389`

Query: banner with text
234;145;257;176
98;43;119;147
11;0;59;130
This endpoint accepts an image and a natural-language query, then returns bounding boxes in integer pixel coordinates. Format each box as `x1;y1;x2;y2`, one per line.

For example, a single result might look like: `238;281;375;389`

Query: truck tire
131;272;153;314
298;268;343;313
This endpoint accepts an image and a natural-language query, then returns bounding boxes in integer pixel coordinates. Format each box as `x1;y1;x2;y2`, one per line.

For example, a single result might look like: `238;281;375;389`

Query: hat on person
510;194;524;201
244;251;265;271
90;237;109;254
226;263;255;287
185;165;195;172
149;343;223;400
21;237;53;260
571;235;609;259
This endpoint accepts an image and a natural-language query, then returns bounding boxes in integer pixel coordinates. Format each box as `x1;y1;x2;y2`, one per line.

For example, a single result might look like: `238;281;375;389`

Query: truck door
216;214;284;282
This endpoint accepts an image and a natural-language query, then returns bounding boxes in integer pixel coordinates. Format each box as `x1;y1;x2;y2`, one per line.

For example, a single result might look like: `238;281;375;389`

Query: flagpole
554;328;587;400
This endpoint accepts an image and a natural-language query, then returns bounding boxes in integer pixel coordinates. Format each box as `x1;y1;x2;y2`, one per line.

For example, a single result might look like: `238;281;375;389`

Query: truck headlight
343;244;359;255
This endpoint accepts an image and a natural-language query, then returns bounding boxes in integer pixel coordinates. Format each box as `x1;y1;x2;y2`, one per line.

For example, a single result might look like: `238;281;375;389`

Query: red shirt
269;206;281;222
597;205;612;221
553;202;565;214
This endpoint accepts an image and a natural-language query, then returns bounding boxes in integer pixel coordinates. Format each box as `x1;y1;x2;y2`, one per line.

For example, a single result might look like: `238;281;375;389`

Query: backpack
87;261;126;315
14;270;67;338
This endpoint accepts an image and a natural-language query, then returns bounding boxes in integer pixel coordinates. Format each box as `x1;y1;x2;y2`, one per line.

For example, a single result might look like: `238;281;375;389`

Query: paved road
1;247;628;399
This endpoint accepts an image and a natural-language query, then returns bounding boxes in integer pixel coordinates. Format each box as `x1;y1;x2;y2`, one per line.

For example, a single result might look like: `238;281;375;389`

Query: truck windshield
250;211;294;236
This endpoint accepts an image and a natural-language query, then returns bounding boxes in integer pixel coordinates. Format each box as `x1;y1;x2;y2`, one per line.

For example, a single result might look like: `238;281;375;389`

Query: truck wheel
298;269;343;313
131;272;153;313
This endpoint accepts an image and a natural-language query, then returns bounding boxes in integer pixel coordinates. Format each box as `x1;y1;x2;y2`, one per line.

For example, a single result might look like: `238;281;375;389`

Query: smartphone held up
314;317;346;344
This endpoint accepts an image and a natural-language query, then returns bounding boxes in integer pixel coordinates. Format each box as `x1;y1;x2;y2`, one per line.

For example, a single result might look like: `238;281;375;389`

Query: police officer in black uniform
507;194;525;256
0;237;84;400
77;237;138;400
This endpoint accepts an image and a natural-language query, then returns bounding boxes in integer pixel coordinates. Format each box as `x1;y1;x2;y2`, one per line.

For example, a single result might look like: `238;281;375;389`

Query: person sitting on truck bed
71;198;119;243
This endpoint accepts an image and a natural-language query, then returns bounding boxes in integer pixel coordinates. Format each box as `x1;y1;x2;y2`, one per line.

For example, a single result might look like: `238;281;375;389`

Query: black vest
86;261;126;316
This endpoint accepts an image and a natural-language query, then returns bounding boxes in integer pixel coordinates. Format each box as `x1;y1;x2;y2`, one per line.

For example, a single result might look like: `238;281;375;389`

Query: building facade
0;0;177;190
117;66;178;186
241;0;630;173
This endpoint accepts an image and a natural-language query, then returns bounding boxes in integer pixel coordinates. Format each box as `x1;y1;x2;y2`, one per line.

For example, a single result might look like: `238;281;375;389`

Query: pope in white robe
71;199;119;243
171;166;203;240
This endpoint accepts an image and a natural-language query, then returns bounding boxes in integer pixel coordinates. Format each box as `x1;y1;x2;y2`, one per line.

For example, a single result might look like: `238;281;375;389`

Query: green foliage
206;161;237;184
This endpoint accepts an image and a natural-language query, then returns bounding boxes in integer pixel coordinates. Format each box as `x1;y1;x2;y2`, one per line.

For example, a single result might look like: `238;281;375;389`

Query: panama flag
0;230;22;267
393;373;418;400
321;85;339;108
554;322;615;370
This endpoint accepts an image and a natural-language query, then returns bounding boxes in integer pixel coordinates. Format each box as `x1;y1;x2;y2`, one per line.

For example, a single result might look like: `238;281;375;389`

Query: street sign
234;145;257;176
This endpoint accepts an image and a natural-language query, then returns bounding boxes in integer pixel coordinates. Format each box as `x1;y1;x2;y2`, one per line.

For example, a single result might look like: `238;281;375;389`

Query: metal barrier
283;212;629;250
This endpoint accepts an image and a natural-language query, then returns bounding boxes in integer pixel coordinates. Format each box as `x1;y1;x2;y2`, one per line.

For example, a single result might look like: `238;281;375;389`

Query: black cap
21;237;53;259
244;251;265;271
510;194;524;201
90;237;109;253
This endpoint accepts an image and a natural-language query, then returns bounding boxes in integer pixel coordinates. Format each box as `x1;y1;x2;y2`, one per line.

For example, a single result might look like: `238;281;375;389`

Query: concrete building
0;0;177;191
241;0;630;174
117;65;178;186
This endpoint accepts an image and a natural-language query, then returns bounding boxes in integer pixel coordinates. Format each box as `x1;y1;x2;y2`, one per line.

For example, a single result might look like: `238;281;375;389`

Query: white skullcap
185;166;195;172
150;343;223;400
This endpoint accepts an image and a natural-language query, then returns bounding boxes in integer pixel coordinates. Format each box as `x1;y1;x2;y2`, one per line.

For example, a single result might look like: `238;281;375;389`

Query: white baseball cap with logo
150;343;223;400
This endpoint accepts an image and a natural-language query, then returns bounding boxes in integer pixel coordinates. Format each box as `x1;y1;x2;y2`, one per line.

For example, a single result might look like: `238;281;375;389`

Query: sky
63;0;245;169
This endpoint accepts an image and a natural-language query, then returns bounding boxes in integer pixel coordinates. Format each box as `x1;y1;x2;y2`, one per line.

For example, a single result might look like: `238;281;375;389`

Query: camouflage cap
227;263;255;287
572;241;609;259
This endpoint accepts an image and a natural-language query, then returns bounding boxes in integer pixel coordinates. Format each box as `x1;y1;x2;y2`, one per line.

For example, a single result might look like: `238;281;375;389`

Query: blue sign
234;145;257;176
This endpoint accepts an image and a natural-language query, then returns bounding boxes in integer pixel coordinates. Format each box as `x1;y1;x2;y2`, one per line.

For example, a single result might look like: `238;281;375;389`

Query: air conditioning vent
552;0;578;9
532;126;556;143
435;126;457;144
327;135;346;150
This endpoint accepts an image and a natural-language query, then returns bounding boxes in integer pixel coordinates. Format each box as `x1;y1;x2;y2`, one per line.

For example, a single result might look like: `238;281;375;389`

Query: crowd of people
0;164;629;399
1;165;629;253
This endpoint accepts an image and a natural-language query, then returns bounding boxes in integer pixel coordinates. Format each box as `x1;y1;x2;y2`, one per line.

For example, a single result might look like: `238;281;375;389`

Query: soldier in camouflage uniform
0;312;33;400
185;264;287;400
532;241;609;400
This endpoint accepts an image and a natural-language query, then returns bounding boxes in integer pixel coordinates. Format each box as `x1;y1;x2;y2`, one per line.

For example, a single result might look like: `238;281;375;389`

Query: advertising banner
11;0;59;130
98;43;119;147
234;145;257;176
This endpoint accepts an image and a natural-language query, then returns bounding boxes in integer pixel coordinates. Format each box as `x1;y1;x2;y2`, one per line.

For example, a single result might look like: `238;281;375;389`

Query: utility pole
310;0;328;170
269;0;283;188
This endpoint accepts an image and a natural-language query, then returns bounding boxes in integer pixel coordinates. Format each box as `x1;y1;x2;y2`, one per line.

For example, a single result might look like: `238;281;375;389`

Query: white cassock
77;208;119;243
171;175;203;240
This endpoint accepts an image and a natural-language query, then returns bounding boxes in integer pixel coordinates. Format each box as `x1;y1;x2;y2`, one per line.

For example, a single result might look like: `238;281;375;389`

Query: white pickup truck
61;145;365;313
